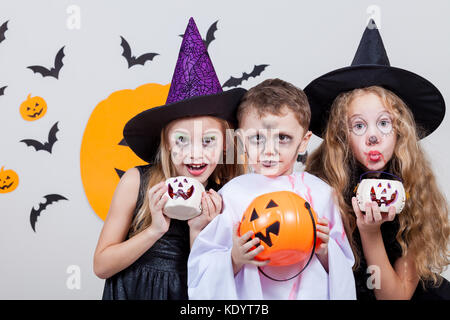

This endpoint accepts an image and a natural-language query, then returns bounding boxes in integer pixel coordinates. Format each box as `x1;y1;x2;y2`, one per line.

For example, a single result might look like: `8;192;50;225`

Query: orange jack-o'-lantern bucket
239;191;319;278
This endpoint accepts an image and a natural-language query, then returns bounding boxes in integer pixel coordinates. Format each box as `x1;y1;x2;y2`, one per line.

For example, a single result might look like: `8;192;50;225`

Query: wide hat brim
304;64;446;138
123;87;246;163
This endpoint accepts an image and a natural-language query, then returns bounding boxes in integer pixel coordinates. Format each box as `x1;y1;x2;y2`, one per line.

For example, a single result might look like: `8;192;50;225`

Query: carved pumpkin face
20;94;47;121
168;177;196;200
0;166;19;193
163;176;205;220
80;83;170;220
239;191;319;266
356;178;406;213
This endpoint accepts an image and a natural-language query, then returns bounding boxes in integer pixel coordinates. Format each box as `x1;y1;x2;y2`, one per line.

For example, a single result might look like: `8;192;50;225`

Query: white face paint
238;107;311;177
166;116;224;185
347;93;397;171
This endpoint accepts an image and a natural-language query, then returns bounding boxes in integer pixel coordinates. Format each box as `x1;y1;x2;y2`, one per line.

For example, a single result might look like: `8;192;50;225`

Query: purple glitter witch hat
123;17;246;163
166;17;223;104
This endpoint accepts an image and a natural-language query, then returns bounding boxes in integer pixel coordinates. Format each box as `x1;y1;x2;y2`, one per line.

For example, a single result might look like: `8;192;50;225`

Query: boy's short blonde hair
237;78;311;130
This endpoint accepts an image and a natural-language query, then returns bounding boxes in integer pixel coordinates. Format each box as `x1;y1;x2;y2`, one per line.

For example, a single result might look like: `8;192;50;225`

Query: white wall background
0;0;448;299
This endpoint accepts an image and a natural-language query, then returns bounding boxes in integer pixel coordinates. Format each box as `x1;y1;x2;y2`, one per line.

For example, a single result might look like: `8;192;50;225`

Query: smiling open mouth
370;187;398;206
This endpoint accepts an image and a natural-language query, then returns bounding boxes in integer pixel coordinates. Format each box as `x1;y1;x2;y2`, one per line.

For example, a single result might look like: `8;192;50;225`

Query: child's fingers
372;202;382;222
317;217;329;226
208;190;223;213
351;197;365;221
241;237;260;253
238;230;254;245
316;223;330;235
149;182;167;205
364;202;374;224
250;259;270;267
245;244;265;259
156;194;169;210
386;206;396;221
316;231;329;243
203;192;216;218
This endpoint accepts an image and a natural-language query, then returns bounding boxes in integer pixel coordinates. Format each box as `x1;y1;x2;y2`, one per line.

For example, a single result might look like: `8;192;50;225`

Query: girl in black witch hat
305;20;449;300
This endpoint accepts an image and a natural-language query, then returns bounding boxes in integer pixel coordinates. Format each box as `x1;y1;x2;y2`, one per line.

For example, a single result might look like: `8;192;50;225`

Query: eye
202;135;216;146
350;120;367;136
175;133;189;146
249;134;265;145
377;118;393;134
277;134;291;144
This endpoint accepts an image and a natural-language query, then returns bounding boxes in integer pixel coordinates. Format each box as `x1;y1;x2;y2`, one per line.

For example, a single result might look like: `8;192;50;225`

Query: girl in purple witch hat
93;17;246;300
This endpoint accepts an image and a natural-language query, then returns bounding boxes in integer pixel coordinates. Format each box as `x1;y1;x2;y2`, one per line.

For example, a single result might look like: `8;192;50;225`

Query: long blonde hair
307;86;450;285
128;117;243;237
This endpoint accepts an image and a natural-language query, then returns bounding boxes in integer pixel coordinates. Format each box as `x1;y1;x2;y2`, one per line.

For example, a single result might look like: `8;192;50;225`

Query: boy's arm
187;189;239;299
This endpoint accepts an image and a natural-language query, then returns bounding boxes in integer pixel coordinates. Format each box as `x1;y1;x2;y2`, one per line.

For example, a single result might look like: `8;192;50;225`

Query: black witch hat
304;20;445;138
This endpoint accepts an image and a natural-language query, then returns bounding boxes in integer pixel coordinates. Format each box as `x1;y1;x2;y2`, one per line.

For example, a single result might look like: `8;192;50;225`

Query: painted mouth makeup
365;151;386;167
186;163;208;176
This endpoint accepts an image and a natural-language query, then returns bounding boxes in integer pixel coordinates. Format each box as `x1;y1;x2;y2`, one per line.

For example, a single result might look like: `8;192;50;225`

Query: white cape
188;172;356;300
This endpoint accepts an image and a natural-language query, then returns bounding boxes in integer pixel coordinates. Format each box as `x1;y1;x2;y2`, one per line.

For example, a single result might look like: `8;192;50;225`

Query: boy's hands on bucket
315;217;329;272
231;223;270;275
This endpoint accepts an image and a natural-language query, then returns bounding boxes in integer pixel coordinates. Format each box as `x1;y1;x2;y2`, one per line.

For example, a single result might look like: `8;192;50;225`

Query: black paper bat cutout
222;64;269;88
0;86;6;96
27;46;65;79
120;36;159;68
179;20;218;50
20;122;59;153
0;20;9;43
30;194;68;232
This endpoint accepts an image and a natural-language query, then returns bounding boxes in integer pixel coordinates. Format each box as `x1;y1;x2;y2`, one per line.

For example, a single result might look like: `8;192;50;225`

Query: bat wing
30;194;68;232
20;139;45;151
120;36;133;67
0;20;8;43
222;76;244;88
134;52;159;66
27;65;52;77
249;64;269;78
45;122;59;152
222;64;269;88
204;20;218;50
0;85;7;96
52;46;65;78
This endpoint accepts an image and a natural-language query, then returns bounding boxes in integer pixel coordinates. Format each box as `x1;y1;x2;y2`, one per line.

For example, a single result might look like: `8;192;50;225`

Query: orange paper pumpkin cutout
239;191;319;266
0;166;19;193
80;83;170;221
20;94;47;121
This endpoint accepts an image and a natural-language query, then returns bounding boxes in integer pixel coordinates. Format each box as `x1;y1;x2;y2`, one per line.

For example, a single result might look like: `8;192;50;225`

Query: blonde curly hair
307;85;449;286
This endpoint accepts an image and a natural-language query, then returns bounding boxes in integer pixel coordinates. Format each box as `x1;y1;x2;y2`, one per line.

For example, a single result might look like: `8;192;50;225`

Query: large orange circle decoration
239;191;320;266
80;83;170;221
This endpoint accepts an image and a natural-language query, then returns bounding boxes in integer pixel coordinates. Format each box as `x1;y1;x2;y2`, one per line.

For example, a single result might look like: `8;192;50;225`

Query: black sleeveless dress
102;165;220;300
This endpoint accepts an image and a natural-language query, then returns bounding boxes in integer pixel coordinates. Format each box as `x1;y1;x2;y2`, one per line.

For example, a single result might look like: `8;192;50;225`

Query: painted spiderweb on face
166;17;222;104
